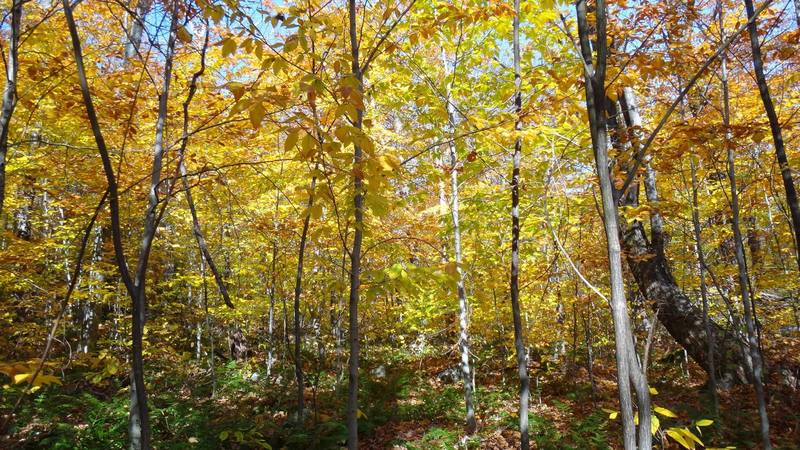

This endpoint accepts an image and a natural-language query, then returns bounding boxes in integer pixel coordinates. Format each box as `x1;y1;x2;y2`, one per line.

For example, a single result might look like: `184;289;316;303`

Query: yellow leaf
356;409;367;419
649;387;658;395
300;133;316;158
227;82;245;101
13;373;30;384
310;203;322;220
32;374;61;387
654;406;678;418
284;129;300;151
249;103;266;128
666;428;693;449
221;38;237;58
695;419;713;427
678;428;703;446
650;414;660;435
176;26;192;43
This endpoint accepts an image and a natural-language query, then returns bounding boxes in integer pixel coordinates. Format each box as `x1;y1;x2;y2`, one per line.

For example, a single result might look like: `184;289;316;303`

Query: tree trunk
510;1;530;445
0;0;21;218
442;48;477;435
127;12;177;448
743;0;800;274
689;156;719;414
576;1;651;447
125;0;152;60
723;12;772;442
346;1;364;447
293;173;317;420
612;83;751;388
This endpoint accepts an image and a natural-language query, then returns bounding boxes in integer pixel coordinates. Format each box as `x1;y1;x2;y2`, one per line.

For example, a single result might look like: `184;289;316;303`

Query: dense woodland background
0;0;799;448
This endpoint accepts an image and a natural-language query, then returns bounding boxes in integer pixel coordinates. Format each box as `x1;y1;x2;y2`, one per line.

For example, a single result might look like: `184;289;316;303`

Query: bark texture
510;0;530;445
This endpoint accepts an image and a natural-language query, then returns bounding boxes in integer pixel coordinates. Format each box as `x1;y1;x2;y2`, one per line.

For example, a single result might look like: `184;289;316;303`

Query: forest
0;0;799;448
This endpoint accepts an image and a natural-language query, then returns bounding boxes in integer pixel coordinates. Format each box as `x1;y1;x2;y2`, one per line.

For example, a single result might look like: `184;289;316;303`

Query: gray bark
576;1;651;448
725;7;772;443
511;1;530;446
689;157;719;414
346;1;364;447
293;173;317;420
128;11;178;449
442;46;477;434
125;0;152;60
0;0;21;218
743;0;800;275
174;24;233;310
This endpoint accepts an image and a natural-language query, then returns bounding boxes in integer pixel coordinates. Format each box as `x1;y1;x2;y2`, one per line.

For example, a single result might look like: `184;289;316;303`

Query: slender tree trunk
0;0;22;218
201;257;216;397
576;1;651;447
441;49;477;434
267;239;277;376
267;159;284;377
346;1;364;447
510;1;530;445
723;19;772;444
63;0;148;446
293;174;317;420
689;157;719;416
129;10;177;447
128;11;177;449
174;24;233;312
743;0;800;274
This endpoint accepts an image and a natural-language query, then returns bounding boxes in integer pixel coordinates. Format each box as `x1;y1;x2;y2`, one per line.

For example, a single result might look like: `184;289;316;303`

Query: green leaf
219;431;229;441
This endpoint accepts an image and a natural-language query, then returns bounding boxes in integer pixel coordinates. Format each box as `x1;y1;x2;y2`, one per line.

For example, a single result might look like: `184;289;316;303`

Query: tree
510;0;530;446
575;0;652;447
743;0;800;275
0;0;22;217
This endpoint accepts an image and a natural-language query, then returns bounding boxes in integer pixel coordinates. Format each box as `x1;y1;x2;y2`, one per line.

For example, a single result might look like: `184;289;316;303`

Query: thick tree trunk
612;83;751;388
125;0;152;60
510;1;530;446
0;0;21;218
620;216;749;386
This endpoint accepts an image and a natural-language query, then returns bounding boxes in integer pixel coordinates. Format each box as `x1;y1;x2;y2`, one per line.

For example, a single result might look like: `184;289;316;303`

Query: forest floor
2;344;799;449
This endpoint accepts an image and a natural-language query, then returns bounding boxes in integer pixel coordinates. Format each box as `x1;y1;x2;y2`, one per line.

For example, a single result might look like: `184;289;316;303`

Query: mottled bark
125;0;152;60
510;0;530;446
576;1;651;447
0;0;22;218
